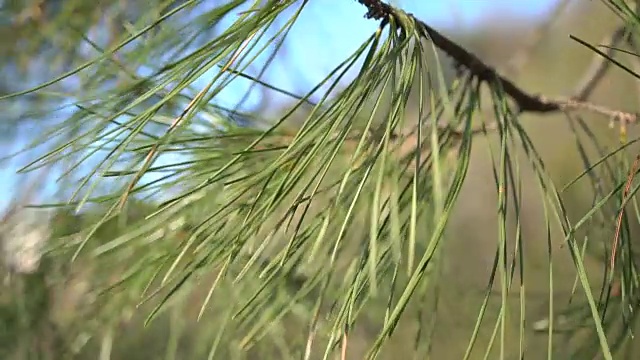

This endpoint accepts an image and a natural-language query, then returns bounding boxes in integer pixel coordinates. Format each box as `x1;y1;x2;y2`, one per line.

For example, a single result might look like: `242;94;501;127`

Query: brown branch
355;0;638;124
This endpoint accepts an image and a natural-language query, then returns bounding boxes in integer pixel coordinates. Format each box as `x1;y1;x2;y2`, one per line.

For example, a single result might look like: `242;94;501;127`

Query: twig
572;26;629;101
504;0;573;77
355;0;638;123
610;155;640;273
341;331;348;360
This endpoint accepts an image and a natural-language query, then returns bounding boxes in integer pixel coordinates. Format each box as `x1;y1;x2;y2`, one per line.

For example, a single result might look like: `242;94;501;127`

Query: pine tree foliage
2;0;640;358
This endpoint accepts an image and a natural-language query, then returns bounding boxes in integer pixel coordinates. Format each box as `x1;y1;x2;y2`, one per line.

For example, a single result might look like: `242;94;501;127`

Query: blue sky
211;0;562;110
0;0;561;210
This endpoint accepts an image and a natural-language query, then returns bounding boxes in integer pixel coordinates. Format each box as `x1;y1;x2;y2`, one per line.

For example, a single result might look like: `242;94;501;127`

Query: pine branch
356;0;638;124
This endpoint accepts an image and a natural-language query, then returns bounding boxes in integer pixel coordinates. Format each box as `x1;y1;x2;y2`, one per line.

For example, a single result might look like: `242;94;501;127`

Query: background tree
2;0;640;359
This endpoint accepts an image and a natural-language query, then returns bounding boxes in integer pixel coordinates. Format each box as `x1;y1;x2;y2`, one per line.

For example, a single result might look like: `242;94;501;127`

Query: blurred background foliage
2;0;640;359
